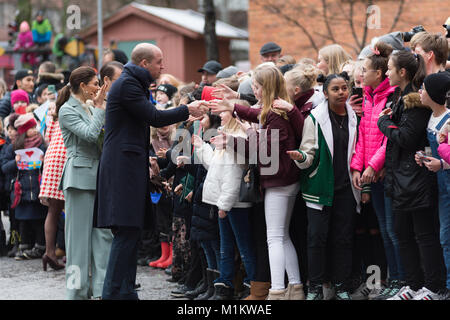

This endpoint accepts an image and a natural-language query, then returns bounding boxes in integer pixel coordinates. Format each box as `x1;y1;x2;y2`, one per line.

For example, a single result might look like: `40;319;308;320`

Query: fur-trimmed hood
403;92;430;110
37;72;65;82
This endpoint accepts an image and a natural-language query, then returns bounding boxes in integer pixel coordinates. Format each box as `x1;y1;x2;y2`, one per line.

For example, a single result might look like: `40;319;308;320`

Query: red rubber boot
156;242;173;269
149;242;169;268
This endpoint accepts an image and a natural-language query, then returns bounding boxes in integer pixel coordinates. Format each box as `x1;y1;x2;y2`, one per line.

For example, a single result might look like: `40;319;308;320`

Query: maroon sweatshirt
233;103;301;189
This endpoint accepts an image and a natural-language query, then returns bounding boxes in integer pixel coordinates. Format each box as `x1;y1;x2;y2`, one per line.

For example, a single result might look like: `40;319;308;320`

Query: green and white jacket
295;99;361;212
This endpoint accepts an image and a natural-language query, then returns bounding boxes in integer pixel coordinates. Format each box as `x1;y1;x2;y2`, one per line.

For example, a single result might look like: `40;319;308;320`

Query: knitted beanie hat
11;89;29;106
423;72;450;105
14;113;37;135
156;84;178;100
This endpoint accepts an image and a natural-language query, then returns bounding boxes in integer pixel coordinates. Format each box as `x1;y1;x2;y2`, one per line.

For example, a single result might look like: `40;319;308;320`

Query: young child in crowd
2;113;47;261
155;84;178;110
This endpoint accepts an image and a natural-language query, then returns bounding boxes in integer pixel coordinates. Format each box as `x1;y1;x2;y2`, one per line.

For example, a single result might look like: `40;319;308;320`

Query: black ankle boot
185;278;208;300
196;269;219;300
209;283;234;300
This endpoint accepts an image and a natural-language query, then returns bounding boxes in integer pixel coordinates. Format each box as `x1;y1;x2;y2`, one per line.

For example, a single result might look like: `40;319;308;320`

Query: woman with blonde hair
158;73;183;88
283;64;322;118
317;44;352;76
209;64;305;300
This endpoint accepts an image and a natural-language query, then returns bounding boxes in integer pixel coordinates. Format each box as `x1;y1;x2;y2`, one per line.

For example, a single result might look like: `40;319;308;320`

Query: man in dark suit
95;43;207;300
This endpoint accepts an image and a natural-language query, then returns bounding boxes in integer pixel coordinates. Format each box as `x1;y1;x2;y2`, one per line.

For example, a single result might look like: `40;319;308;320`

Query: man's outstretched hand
187;100;209;118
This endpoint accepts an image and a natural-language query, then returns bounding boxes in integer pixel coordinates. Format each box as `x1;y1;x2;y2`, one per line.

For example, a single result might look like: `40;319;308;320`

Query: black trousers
307;187;357;287
248;202;271;282
102;227;141;300
352;200;387;283
19;219;45;247
394;207;446;292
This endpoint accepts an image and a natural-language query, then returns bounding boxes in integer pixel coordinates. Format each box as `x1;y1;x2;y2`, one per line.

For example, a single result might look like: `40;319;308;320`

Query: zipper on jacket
29;175;33;201
209;206;214;219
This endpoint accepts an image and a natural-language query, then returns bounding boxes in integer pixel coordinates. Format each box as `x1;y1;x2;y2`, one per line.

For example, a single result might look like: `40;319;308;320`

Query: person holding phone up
350;42;406;300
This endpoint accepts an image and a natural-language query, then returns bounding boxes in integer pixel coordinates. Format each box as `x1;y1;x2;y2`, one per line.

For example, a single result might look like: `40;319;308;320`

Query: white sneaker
351;282;371;300
387;286;417;300
413;287;441;300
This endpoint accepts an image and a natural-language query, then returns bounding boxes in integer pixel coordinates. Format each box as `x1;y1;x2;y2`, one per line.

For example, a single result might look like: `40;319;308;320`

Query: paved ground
0;212;180;300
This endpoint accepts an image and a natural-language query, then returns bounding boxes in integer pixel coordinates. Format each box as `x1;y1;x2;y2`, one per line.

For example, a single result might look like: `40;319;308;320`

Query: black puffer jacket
378;84;438;212
186;162;219;242
1;143;47;204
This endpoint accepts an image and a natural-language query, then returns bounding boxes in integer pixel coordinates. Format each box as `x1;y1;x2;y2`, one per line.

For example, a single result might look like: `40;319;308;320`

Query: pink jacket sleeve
350;117;366;172
368;140;386;172
438;141;450;164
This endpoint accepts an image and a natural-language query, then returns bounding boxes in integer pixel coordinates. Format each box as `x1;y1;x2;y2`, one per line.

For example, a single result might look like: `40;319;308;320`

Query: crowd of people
0;21;450;301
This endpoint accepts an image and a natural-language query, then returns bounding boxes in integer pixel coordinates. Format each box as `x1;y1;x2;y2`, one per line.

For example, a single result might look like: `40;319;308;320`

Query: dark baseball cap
260;42;282;55
13;69;34;90
198;60;222;75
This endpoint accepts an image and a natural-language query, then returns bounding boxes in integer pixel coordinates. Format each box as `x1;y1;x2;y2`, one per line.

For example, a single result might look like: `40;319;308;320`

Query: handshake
186;100;210;118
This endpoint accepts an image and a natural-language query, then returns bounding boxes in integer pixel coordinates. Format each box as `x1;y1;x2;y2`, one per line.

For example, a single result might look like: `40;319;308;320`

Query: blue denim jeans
439;192;450;289
371;181;405;281
200;239;220;271
214;208;256;288
428;116;450;289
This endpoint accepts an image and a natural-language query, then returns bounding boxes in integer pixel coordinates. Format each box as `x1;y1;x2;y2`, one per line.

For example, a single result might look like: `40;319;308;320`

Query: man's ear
139;59;147;69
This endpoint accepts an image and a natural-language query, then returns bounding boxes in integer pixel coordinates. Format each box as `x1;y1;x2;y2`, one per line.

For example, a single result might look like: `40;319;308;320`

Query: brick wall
249;0;450;67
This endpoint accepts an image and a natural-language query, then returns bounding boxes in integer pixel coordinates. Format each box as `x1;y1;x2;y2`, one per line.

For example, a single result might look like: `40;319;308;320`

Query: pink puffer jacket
438;140;450;164
351;78;397;173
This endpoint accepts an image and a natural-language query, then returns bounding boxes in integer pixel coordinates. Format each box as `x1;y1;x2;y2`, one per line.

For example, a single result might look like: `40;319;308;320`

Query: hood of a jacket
403;92;430;110
123;62;154;92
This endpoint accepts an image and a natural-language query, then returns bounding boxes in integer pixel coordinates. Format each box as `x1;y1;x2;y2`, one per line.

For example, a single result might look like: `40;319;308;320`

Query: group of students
143;28;450;301
0;25;449;302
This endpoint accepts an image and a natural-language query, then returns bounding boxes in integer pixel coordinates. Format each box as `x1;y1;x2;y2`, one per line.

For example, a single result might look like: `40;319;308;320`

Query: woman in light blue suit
56;66;113;300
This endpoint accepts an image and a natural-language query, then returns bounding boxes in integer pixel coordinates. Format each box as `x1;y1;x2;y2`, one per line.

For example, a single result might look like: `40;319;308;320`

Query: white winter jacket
195;130;253;212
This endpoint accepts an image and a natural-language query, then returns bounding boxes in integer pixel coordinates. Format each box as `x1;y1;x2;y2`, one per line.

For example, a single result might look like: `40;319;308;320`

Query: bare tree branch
347;0;361;50
389;0;405;33
360;0;374;51
313;31;359;53
258;1;320;53
254;0;405;57
321;0;337;43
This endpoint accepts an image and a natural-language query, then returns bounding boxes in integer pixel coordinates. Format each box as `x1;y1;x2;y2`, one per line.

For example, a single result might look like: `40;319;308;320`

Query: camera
402;25;426;42
444;24;450;38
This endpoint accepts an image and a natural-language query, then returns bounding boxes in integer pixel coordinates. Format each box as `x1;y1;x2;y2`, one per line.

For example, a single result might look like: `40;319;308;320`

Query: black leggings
18;219;45;247
394;208;446;292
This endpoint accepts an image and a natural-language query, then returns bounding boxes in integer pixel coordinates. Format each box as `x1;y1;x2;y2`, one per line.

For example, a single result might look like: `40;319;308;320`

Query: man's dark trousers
102;227;141;300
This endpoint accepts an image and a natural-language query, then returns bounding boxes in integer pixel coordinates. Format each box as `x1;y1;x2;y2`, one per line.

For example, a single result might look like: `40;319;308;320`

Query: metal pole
97;0;103;70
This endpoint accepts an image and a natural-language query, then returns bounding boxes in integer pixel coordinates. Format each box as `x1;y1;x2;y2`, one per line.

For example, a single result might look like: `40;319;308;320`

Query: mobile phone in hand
352;87;363;99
